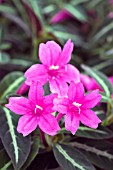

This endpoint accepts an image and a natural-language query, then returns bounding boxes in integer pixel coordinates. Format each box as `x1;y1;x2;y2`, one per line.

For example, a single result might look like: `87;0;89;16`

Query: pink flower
109;0;113;4
16;82;29;95
53;81;102;135
50;10;73;24
108;12;113;19
6;82;60;136
25;39;80;96
81;74;113;91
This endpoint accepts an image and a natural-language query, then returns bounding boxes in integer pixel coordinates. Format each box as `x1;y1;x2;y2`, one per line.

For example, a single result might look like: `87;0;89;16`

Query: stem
40;129;48;147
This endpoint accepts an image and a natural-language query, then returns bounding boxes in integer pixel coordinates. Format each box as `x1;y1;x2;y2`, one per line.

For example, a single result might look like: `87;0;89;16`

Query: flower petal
80;74;102;91
39;114;60;136
80;109;101;128
83;89;102;108
44;93;58;106
109;76;113;85
39;43;51;66
57;39;74;65
53;98;69;113
6;97;32;115
16;82;29;95
44;93;57;112
17;115;38;136
50;10;72;24
49;79;68;97
46;41;61;65
80;74;93;91
24;64;48;85
65;112;79;135
68;82;85;101
63;64;80;83
28;81;44;102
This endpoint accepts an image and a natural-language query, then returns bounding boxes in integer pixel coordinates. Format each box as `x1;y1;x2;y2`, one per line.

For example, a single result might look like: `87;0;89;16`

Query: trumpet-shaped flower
6;82;60;136
16;82;29;95
81;74;113;91
25;39;80;96
51;10;73;24
53;81;102;135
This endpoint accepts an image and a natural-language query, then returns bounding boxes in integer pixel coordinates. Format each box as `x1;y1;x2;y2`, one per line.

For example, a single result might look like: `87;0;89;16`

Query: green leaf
72;0;89;6
0;4;16;14
0;52;10;63
81;64;113;97
27;0;44;26
0;71;25;100
53;144;96;170
102;114;113;126
0;43;12;50
0;107;31;170
50;30;84;46
10;59;34;68
64;4;87;22
76;126;113;139
21;136;40;170
100;92;112;103
0;148;13;170
93;22;113;42
72;141;113;170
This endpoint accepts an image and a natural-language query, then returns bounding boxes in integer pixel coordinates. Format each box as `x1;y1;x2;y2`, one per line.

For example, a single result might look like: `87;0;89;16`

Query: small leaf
72;140;113;170
0;53;10;63
22;0;43;33
100;92;112;103
93;22;113;42
81;64;113;97
64;4;87;22
0;148;13;170
53;143;96;170
0;5;16;14
21;135;40;170
0;107;31;170
102;114;113;126
0;43;11;50
76;126;113;139
0;71;25;100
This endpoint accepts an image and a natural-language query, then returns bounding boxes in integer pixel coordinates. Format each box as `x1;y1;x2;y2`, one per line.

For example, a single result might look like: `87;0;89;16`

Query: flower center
73;102;82;114
35;105;43;114
49;65;59;70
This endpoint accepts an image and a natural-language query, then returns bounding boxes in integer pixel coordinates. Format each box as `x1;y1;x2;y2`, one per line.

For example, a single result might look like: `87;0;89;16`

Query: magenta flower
108;12;113;19
109;0;113;4
6;82;60;136
81;74;113;91
53;81;102;135
16;82;29;95
50;10;73;24
25;39;80;96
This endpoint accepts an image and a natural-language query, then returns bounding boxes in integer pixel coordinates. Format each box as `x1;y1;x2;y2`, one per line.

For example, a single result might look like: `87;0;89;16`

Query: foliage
0;0;113;170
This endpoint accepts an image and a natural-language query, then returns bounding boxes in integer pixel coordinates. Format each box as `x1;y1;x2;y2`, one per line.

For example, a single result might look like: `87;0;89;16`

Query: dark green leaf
0;72;25;100
0;53;10;63
0;148;13;170
100;92;112;103
0;107;31;170
0;43;12;50
72;140;113;170
64;4;87;22
21;136;40;170
76;126;113;139
0;5;16;14
26;0;44;26
93;22;113;42
53;144;96;170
